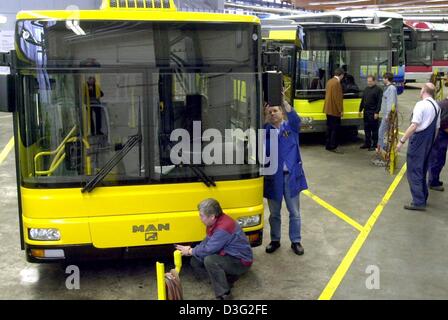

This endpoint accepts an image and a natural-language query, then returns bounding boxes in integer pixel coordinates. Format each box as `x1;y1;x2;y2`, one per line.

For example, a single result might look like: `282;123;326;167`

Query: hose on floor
165;269;183;300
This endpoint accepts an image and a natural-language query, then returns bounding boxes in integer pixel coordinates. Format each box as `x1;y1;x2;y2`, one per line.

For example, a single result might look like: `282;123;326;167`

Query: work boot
430;185;444;191
404;203;426;211
216;291;233;300
360;144;370;149
291;242;304;255
265;241;280;253
327;148;344;154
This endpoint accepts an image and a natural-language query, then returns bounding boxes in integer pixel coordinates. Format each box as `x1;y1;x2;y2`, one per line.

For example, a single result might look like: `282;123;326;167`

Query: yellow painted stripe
302;190;364;232
399;131;405;136
318;163;407;300
0;137;14;166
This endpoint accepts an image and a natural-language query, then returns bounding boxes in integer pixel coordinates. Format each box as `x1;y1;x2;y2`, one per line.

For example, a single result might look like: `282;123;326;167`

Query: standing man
397;83;440;211
359;75;383;151
377;72;398;156
264;95;308;255
324;68;345;153
176;198;253;300
86;76;104;135
428;98;448;191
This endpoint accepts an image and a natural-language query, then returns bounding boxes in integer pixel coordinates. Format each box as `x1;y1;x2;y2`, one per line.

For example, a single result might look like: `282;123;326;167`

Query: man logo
132;223;170;233
145;232;158;241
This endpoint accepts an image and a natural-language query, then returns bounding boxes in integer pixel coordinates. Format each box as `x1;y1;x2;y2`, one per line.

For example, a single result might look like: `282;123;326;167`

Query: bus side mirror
263;71;282;107
0;75;16;112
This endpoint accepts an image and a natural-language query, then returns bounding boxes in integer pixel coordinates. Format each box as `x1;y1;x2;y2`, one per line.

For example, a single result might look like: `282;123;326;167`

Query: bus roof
431;23;448;32
16;9;260;24
261;23;298;41
404;20;434;30
299;22;391;31
262;22;389;42
278;10;403;21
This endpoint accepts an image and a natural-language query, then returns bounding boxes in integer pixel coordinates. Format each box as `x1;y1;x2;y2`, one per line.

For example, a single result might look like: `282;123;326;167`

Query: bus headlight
29;228;61;241
237;215;261;228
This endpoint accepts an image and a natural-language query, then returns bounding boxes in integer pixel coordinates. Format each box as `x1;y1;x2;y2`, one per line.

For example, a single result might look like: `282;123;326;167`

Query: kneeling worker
176;198;253;300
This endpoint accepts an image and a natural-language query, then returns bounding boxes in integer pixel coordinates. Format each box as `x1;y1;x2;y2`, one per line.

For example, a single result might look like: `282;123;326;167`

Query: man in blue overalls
263;95;308;255
428;98;448;191
397;83;441;211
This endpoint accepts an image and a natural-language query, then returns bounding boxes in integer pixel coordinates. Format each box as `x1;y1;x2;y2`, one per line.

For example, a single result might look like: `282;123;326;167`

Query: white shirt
411;98;441;132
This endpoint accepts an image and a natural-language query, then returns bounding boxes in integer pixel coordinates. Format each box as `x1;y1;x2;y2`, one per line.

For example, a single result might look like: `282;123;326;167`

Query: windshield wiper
187;164;216;187
81;133;142;193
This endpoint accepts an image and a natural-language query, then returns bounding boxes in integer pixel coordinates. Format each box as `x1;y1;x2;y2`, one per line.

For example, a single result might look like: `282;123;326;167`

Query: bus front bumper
299;118;364;133
25;229;263;263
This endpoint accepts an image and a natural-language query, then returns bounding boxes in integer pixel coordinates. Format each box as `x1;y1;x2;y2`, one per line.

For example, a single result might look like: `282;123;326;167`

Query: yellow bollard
156;262;166;300
387;104;398;175
174;250;182;274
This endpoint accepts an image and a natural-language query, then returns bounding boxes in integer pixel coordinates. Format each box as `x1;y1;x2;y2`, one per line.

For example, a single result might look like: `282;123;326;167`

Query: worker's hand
396;141;403;152
282;92;292;112
175;245;192;256
374;113;379;120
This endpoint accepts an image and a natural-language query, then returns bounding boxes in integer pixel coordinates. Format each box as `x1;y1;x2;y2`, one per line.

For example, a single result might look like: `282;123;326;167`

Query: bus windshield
344;17;403;67
15;20;260;188
405;31;433;66
296;27;391;101
434;32;448;62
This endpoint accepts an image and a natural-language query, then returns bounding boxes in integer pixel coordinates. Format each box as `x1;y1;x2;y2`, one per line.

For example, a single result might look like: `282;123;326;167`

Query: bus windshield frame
295;25;392;101
15;19;261;189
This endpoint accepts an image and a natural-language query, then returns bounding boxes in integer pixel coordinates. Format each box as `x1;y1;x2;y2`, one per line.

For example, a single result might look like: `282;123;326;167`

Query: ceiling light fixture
309;0;369;5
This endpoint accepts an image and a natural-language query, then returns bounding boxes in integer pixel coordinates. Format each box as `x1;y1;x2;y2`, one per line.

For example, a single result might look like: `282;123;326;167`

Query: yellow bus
262;22;393;133
0;0;264;262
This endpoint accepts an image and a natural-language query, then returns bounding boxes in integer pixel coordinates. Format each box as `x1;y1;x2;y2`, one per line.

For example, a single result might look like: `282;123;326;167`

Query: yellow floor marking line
302;190;364;232
0;137;14;166
318;163;407;300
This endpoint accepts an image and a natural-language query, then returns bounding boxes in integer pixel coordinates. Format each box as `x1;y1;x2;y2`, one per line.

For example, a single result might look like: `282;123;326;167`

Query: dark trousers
90;105;103;135
407;132;435;207
190;255;250;298
363;113;379;147
326;115;341;150
428;130;448;187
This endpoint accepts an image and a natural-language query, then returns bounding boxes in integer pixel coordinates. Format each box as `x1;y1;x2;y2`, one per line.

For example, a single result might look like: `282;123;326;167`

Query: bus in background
262;22;392;133
272;10;405;95
404;21;434;83
432;23;448;75
0;0;265;262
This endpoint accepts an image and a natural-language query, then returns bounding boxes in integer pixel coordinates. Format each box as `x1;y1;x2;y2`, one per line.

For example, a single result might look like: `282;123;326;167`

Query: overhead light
66;20;86;36
399;9;442;13
0;15;7;24
309;0;368;5
385;4;448;10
